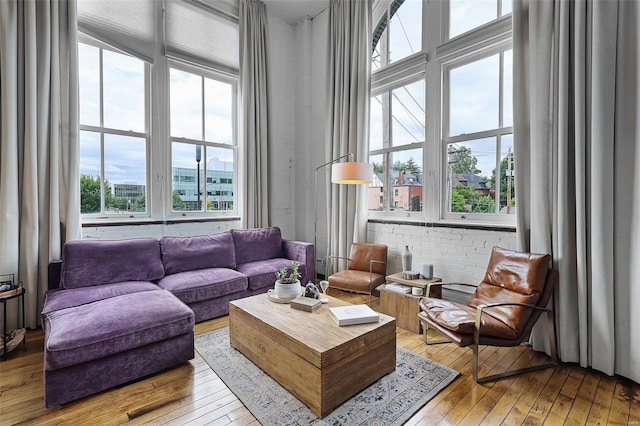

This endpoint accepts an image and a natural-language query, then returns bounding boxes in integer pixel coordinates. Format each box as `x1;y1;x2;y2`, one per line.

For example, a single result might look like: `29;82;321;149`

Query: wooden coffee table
229;293;396;418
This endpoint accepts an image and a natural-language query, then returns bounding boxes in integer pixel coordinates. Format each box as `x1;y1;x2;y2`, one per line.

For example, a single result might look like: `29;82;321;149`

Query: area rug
194;327;459;425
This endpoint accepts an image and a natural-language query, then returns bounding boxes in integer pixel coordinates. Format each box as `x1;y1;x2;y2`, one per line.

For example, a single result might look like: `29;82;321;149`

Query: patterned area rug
195;327;459;425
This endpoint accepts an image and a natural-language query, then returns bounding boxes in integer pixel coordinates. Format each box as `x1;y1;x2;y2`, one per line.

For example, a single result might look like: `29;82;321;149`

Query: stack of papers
328;304;380;326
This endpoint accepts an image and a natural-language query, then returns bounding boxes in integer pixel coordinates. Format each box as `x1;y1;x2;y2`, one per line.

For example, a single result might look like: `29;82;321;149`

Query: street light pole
196;145;202;211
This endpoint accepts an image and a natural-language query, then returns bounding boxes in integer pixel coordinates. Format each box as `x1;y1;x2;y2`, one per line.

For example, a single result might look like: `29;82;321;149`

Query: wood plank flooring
1;289;638;425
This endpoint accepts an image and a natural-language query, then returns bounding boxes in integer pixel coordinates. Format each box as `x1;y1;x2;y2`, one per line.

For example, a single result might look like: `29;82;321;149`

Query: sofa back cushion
61;239;164;289
231;227;283;265
160;232;236;275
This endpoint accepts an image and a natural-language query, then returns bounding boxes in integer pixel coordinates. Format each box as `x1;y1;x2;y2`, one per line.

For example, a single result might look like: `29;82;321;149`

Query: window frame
369;0;514;226
78;35;152;218
77;2;241;223
168;60;239;217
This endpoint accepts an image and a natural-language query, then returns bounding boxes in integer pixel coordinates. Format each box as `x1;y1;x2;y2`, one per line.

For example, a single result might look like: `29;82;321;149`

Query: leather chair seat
420;297;520;340
329;270;385;293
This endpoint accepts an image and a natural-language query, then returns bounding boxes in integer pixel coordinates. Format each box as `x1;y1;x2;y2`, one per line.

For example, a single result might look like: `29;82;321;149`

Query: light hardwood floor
1;289;638;425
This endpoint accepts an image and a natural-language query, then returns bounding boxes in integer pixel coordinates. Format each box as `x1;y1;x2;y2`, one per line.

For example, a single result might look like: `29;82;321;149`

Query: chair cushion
231;227;283;265
235;258;306;290
420;297;520;340
348;243;387;274
158;268;247;304
467;247;552;336
328;270;385;294
60;239;164;289
43;290;194;370
160;232;236;275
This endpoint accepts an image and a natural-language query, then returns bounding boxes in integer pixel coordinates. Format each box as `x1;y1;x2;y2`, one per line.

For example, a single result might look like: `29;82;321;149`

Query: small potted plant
274;261;301;300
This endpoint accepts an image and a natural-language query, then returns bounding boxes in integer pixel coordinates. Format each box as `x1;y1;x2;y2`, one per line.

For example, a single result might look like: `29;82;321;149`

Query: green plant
275;261;301;284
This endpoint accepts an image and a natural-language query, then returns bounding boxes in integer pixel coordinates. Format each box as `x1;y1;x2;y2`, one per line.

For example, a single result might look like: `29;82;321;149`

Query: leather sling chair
328;242;387;306
418;246;558;383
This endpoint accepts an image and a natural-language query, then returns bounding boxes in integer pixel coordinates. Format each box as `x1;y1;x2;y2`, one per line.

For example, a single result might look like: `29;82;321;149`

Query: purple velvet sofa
42;227;314;407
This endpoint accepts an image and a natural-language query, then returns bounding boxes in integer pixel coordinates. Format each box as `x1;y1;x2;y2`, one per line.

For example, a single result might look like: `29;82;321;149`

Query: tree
372;162;383;174
490;151;516;211
451;184;495;213
80;174;101;213
172;190;186;210
448;146;480;175
392;157;421;173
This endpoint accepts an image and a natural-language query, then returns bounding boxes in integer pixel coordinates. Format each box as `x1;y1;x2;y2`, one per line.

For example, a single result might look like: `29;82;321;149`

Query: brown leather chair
328;243;387;304
418;246;558;383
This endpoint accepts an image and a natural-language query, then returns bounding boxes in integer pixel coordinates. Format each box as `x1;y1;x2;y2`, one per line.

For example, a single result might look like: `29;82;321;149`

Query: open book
328;304;379;326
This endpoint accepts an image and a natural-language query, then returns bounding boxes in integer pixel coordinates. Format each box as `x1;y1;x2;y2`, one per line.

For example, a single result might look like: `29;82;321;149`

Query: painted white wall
266;10;297;240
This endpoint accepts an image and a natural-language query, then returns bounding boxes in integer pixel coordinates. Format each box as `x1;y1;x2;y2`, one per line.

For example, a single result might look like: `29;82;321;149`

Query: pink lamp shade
331;162;373;184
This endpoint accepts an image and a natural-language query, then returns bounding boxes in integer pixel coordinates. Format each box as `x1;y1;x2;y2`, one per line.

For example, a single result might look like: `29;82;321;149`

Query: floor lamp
314;153;373;281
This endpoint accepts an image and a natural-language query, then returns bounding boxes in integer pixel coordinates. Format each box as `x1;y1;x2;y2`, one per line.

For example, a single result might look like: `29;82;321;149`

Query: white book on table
384;282;412;294
328;304;380;326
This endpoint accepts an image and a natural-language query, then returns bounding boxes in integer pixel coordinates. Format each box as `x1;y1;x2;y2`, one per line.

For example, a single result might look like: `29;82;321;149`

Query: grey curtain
0;0;81;329
240;0;270;228
513;0;640;382
325;0;371;272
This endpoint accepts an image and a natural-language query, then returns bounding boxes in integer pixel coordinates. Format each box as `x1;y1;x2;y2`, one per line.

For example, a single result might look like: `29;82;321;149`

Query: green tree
449;146;480;175
172;190;186;211
490;151;516;211
392;157;421;173
80;174;101;213
451;184;495;213
372;162;383;174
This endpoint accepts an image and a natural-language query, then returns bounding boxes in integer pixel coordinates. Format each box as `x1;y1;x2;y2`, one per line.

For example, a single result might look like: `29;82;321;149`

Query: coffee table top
230;292;395;368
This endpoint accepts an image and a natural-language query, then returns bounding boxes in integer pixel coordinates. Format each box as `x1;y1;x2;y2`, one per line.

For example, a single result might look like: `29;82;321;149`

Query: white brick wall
368;222;517;293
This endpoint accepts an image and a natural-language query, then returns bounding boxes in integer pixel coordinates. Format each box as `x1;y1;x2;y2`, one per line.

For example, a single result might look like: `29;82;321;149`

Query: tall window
79;42;149;215
170;66;237;213
369;0;513;223
444;49;513;216
370;0;424;214
77;0;239;220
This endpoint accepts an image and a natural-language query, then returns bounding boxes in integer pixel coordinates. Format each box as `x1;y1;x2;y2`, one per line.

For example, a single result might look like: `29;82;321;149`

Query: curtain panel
240;0;270;228
513;0;640;382
325;0;372;272
0;0;81;329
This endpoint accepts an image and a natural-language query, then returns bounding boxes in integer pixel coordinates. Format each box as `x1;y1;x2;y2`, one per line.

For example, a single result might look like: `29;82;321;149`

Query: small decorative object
274;261;302;300
304;282;320;299
422;263;434;279
401;245;412;272
290;296;321;312
402;271;420;280
319;280;330;303
412;287;424;296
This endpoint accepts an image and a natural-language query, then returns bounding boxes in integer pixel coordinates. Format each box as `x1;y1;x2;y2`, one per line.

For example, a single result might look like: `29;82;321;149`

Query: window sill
367;217;516;233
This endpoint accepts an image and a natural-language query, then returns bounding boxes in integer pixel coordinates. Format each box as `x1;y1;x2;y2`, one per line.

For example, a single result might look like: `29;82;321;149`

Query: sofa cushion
158;268;247;304
43;290;194;370
235;258;306;290
60;239;164;289
42;281;159;315
160;232;236;276
231;227;283;265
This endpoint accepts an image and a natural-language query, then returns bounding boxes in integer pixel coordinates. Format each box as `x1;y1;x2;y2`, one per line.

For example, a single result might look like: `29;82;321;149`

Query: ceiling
262;0;329;26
